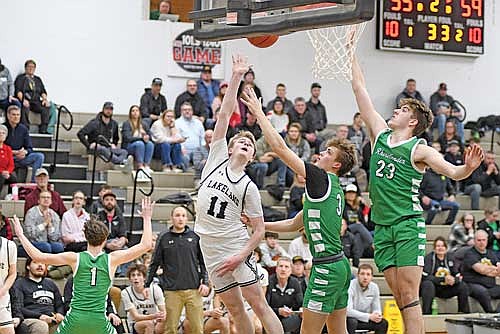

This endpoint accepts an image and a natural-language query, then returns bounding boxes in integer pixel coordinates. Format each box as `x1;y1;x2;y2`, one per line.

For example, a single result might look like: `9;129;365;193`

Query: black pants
22;101;50;133
467;282;500;313
64;241;87;252
347;317;388;334
0;173;17;196
420;279;470;314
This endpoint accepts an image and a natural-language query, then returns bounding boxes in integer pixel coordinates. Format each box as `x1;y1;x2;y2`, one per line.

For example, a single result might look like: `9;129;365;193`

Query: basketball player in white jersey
0;234;17;333
194;55;283;334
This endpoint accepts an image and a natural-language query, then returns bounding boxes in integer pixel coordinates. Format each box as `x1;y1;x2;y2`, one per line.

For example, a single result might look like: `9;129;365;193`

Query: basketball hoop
307;22;367;82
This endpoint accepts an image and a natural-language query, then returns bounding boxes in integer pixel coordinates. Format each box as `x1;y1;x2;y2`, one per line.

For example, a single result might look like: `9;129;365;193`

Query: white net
306;22;367;82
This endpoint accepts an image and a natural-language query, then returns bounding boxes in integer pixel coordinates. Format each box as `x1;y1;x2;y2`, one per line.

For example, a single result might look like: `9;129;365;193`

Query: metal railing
128;169;154;246
48;105;73;174
87;135;113;206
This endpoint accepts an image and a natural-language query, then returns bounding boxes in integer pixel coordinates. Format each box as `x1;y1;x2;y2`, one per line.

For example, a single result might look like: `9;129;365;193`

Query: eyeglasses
40;196;51;199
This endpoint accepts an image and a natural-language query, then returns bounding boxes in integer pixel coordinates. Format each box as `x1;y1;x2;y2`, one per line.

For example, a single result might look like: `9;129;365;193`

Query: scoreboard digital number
377;0;484;56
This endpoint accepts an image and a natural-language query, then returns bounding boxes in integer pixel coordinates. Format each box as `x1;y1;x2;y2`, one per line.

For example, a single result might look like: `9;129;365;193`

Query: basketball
247;35;279;48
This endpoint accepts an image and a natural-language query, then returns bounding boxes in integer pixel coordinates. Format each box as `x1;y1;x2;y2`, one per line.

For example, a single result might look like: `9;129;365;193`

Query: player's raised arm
241;88;306;178
213;54;249;142
265;211;303;233
351;55;387;142
111;197;154;267
12;215;77;267
415;143;484;180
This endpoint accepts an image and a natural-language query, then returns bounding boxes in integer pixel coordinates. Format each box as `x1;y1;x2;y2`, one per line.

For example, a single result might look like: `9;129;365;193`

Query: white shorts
0;294;13;328
199;235;259;293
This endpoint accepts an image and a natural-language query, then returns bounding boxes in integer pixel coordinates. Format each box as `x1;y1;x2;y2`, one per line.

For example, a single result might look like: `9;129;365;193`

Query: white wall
1;0;498;123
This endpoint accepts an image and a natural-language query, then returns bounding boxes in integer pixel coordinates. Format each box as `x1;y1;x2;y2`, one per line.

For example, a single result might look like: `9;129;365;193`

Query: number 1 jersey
195;139;263;240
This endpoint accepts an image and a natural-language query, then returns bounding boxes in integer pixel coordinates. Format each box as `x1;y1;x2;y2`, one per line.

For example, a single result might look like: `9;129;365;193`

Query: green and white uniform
56;251;116;334
302;163;351;314
370;128;426;272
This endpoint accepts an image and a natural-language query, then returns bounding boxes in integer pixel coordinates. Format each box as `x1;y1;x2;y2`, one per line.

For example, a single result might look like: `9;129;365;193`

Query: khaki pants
164;289;203;334
22;318;58;334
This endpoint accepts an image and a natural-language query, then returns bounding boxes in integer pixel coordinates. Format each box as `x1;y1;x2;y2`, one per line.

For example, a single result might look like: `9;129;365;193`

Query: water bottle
431;299;438;315
12;184;18;201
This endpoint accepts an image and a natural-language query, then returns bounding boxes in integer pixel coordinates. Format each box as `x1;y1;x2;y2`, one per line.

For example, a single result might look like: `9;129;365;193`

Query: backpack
262;206;286;222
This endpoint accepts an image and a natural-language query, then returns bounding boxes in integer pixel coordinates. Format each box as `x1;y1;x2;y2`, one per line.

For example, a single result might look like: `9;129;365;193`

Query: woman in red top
0;124;16;198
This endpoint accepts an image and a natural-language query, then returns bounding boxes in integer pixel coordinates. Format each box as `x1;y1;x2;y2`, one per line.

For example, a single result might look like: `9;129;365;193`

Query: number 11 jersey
195;139;263;240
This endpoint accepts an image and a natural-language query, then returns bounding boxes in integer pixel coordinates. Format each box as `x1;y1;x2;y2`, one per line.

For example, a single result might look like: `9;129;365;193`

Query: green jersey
303;166;344;257
369;128;426;226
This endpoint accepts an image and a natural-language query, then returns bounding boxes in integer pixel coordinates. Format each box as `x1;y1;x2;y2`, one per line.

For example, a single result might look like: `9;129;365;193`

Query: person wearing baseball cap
430;81;455;138
291;256;308;294
23;167;67;219
197;64;220;121
242;68;263;102
140;78;167;126
307;82;327;133
261;231;290;274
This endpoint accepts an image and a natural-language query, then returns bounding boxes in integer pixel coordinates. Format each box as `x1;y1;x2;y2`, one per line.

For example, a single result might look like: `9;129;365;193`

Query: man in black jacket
77;102;130;167
420;237;469;314
13;258;65;334
266;83;293;114
146;206;209;334
477;209;500;254
140;78;167;126
395;79;425;108
266;257;303;334
288;97;321;153
463;151;500;210
306;83;327;134
174;80;206;120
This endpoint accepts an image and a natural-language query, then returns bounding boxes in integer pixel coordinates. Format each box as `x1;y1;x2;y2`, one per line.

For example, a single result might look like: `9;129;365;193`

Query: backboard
190;0;375;41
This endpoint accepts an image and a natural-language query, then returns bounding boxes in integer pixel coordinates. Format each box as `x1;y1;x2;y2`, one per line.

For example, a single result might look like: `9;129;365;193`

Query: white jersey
120;284;164;329
195;139;263;240
0;238;16;289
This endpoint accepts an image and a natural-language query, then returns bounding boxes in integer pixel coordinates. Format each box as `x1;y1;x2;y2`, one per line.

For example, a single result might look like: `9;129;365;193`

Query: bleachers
10;112;500;333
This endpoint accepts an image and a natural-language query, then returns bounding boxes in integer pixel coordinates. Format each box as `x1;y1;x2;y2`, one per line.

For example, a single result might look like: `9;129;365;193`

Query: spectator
248;136;288;189
0;124;16;198
420;168;460;225
24;168;66;218
13;258;65;334
150;109;185;173
395;78;425;107
238;112;262;141
76;102;131;169
265;257;303;334
241;68;263;102
341;219;363;268
291;256;308;295
89;184;122;215
420;237;470;314
268;99;289;136
343;184;374;255
10;285;25;333
121;105;154;176
477;209;500;254
287;232;312;263
438;120;463;154
462;230;500;313
449;213;475;253
139;78;167;126
287;174;305;218
175;102;205;166
121;263;166;334
463;151;500;210
146;206;209;334
429;83;455;137
347;112;366;153
266;83;293;114
22;190;63;254
174;80;206;119
211;81;227;115
150;0;172;20
260;232;289;274
212;81;240;128
288;97;321;153
61;190;89;252
347;264;388;334
285;123;311;163
14;60;50;133
0;204;13;240
193;129;213;184
306;82;327;134
197;65;220;121
254;247;270;293
4;105;44;183
0;58;21;111
444;140;464;192
97;193;127;256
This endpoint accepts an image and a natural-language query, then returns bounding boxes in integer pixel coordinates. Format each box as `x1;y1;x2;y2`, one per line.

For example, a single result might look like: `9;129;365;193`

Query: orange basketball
247;35;279;48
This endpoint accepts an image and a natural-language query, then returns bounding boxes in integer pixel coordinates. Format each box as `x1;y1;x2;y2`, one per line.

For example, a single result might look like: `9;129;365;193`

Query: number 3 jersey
369;128;426;226
195;139;263;240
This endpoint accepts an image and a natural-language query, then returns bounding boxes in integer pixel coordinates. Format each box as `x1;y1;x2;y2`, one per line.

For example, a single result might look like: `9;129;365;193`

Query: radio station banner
167;23;225;79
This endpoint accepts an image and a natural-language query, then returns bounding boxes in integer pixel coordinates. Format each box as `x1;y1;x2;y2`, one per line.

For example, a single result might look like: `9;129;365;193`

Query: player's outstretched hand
240;88;264;118
216;254;243;277
464;143;484;171
12;215;24;238
138;197;155;220
232;54;250;75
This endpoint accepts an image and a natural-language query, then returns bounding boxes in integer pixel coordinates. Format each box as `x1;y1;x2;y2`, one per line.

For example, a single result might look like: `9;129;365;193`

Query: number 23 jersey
195;139;263;240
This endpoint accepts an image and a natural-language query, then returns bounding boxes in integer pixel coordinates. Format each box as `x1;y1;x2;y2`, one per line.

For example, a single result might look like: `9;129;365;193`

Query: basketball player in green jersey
241;88;357;334
12;198;154;334
351;55;484;333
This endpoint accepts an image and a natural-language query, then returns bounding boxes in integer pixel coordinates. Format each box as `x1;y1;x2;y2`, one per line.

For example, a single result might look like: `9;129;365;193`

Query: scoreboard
377;0;484;56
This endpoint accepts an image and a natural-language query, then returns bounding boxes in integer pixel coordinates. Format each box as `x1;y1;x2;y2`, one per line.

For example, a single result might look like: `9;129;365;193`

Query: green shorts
374;217;426;272
303;257;351;314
